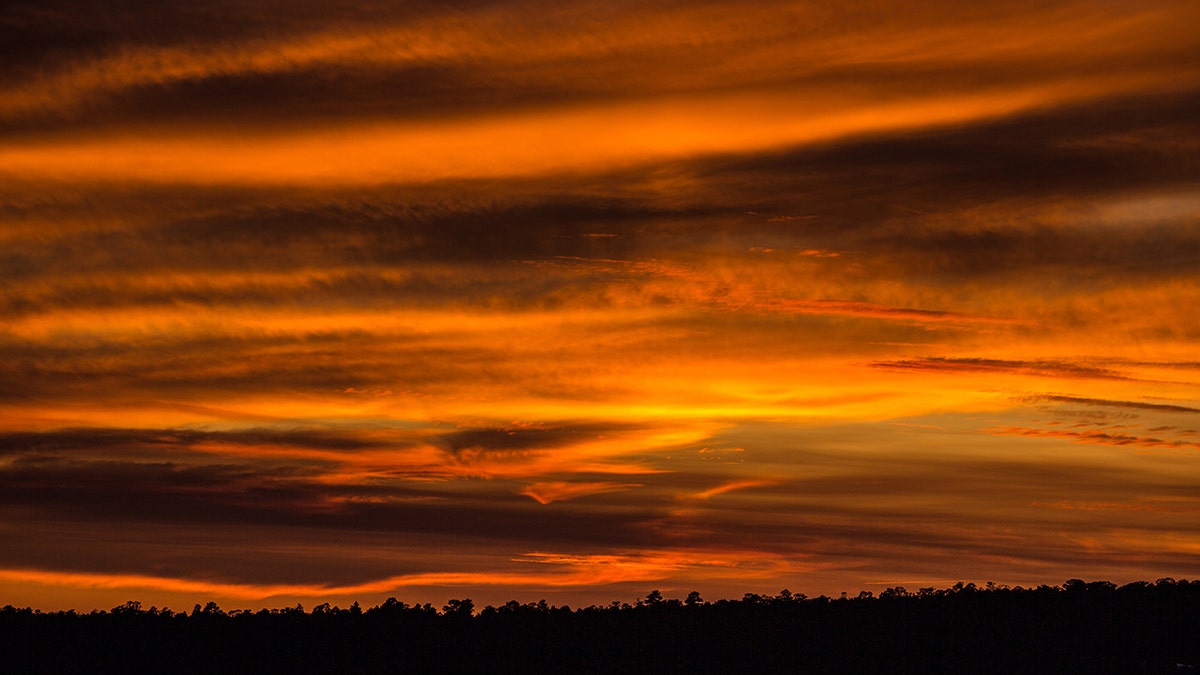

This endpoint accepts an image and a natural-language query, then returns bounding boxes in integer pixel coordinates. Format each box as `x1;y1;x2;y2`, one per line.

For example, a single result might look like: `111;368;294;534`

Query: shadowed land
2;578;1198;673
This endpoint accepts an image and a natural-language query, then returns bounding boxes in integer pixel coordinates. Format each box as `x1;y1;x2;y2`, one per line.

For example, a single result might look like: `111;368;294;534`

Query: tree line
2;578;1198;673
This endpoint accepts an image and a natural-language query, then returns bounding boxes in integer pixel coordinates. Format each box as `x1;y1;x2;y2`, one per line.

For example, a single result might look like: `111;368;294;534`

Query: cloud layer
2;0;1199;609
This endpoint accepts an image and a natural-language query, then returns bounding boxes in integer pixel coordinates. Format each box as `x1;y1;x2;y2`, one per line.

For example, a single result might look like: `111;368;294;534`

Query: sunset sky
2;0;1200;611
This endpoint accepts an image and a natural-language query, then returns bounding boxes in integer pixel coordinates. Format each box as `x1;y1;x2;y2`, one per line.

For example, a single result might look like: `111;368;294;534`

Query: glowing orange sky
1;0;1199;611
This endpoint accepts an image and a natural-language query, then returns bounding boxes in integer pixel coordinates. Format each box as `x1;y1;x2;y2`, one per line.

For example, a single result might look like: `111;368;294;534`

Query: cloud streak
870;358;1136;381
1024;395;1200;414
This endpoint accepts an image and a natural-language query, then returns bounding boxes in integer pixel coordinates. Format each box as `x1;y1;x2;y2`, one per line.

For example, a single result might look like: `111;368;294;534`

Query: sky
2;0;1200;611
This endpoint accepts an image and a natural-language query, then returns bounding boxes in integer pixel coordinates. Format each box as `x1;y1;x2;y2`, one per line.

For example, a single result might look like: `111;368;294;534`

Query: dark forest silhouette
3;579;1199;673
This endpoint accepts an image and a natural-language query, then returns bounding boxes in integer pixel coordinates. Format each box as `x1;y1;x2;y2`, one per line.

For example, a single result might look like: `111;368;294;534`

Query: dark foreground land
2;579;1199;673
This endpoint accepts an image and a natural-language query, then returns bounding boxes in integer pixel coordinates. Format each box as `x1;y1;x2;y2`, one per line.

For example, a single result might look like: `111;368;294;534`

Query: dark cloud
3;421;1199;592
0;0;806;134
0;517;447;587
1025;394;1200;414
0;331;508;401
4;89;1198;327
0;426;389;457
0;0;485;77
4;0;1196;151
0;457;670;554
437;423;641;455
0;268;594;317
0;458;322;522
0;194;671;277
672;92;1200;284
869;357;1134;380
1112;360;1200;371
696;88;1200;204
992;426;1200;452
0;56;688;139
653;455;1200;566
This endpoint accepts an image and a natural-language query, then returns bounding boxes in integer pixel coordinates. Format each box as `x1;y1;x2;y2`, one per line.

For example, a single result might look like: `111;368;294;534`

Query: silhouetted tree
442;598;474;617
2;579;1199;673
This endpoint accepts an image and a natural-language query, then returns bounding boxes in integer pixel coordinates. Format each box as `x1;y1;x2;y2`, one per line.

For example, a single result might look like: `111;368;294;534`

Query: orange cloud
692;479;777;501
1031;500;1199;514
0;548;800;603
521;481;641;504
990;427;1200;452
7;0;1194;122
2;86;1176;185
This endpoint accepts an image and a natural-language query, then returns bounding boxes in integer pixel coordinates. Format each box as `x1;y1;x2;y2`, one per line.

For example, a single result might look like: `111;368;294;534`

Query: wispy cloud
870;358;1135;380
989;427;1200;452
521;481;642;504
1023;395;1200;414
692;479;777;501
